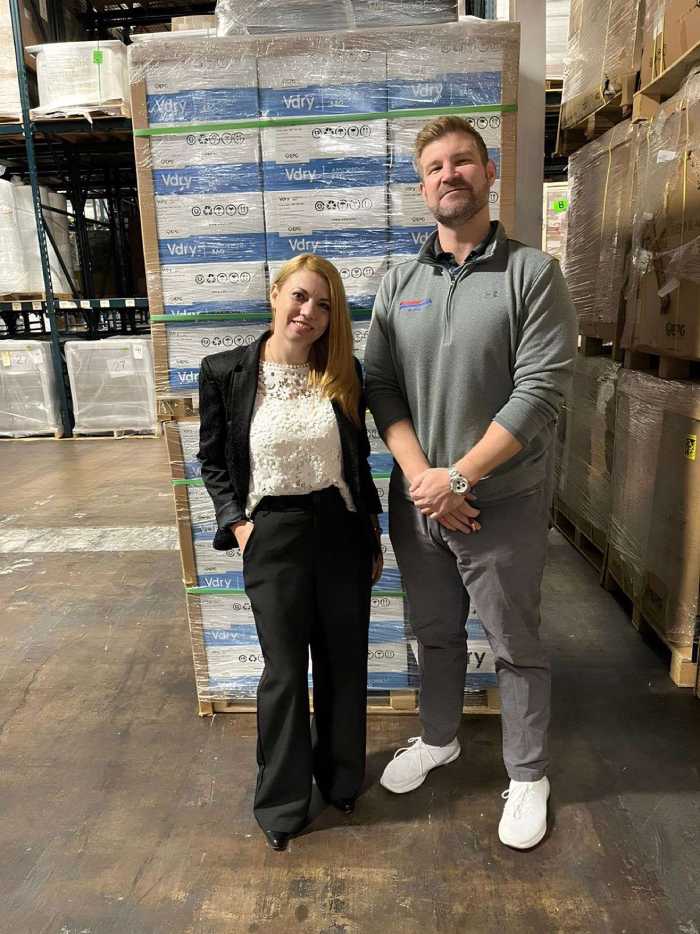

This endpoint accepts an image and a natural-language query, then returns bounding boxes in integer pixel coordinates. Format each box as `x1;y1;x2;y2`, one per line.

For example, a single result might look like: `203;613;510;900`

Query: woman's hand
232;520;255;554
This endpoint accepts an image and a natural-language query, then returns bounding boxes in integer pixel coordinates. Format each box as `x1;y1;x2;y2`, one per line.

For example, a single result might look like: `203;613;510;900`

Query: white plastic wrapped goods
259;47;388;302
27;40;128;114
546;0;570;80
0;340;61;436
191;593;408;698
65;339;157;434
0;179;71;295
154;319;268;394
216;0;457;34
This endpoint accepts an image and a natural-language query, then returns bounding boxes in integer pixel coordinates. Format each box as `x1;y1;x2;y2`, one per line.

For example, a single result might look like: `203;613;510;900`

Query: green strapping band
133;102;518;137
172;477;203;487
186;586;405;597
151;310;372;324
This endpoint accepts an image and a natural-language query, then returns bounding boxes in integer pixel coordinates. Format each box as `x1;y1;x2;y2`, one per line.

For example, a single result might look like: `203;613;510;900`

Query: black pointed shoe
330;797;355;814
263;829;291;851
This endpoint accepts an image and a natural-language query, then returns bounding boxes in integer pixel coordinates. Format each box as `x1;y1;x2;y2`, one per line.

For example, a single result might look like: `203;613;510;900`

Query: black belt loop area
255;486;343;514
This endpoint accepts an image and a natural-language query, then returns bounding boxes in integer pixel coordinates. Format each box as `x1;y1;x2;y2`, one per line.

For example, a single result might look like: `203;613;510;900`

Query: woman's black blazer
197;331;383;553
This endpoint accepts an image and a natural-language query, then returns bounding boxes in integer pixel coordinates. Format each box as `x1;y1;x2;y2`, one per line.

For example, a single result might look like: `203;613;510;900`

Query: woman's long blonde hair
270;254;361;426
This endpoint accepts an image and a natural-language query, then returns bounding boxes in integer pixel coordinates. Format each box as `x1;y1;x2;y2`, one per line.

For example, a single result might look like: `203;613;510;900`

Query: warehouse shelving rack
0;0;215;435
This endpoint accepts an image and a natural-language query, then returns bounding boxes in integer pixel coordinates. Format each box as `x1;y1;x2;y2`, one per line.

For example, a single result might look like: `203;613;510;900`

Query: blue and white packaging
367;620;409;689
259;50;389;307
143;45;259;127
150;128;261;169
257;48;386;121
170;419;202;478
164;320;268;392
351;318;371;362
159;260;269;316
184;482;246;590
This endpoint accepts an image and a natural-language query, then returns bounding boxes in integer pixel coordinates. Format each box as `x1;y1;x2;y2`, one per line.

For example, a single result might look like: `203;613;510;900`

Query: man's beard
430;183;490;227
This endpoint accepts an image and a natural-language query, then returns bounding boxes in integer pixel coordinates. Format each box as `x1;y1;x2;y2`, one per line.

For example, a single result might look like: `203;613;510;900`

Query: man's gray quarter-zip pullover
364;222;577;504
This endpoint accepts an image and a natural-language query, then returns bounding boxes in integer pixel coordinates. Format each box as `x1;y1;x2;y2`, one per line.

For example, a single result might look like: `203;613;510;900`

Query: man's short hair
414;116;490;177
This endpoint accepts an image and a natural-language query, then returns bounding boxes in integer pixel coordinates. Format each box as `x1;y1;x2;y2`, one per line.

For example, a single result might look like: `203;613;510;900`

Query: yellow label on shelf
685;434;697;461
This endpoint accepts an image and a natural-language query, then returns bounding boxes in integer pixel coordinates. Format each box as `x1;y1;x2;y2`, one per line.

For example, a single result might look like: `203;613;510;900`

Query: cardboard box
564;120;638;340
641;402;700;648
623;72;700;361
608;370;700;646
561;0;644;128
641;0;700;86
556;354;619;548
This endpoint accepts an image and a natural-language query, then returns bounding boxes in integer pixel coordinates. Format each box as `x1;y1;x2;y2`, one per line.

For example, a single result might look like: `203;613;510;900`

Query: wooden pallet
633;40;700;122
29;100;131;121
0;292;73;303
552;499;606;574
602;562;698;688
579;333;625;362
622;349;698;380
198;688;501;718
72;427;160;439
556;92;631;157
0;428;64;441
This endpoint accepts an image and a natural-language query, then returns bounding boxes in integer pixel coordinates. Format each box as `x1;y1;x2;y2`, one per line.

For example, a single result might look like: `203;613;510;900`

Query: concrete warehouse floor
1;439;699;934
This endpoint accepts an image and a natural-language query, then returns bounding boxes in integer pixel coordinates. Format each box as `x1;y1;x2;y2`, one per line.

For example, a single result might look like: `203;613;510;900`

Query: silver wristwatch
448;466;471;495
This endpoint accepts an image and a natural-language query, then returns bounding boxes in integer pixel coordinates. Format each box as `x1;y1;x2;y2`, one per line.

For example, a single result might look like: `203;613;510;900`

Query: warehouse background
0;1;699;931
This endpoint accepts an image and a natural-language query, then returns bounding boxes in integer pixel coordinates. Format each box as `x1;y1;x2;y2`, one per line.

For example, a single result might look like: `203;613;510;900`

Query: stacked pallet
556;13;700;688
128;18;519;715
558;0;645;151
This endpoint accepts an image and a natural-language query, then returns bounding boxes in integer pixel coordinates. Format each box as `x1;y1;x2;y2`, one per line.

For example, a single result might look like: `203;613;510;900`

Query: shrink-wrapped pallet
129;20;519;398
27;39;129;116
215;0;457;34
608;370;700;650
560;0;644;128
0;179;71;295
564;120;637;340
0;340;61;436
623;70;700;363
65;338;157;434
556;354;619;550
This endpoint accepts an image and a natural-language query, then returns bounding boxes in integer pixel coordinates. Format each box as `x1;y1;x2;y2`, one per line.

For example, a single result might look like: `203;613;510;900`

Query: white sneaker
380;736;461;794
498;776;550;849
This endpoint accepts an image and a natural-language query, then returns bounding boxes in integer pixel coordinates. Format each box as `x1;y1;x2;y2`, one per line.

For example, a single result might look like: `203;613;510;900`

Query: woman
197;253;383;851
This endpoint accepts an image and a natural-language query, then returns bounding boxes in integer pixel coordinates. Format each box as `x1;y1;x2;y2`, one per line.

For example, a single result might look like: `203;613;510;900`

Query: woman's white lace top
246;360;356;516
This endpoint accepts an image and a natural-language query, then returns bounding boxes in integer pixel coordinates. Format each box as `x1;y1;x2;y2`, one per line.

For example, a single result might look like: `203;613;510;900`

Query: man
364;116;577;849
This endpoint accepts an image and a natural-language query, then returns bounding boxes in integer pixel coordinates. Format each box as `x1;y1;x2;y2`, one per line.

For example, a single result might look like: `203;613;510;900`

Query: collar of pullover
418;220;505;273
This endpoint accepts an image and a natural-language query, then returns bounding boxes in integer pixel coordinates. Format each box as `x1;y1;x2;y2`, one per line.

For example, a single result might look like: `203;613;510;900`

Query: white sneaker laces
501;783;535;819
393;736;422;760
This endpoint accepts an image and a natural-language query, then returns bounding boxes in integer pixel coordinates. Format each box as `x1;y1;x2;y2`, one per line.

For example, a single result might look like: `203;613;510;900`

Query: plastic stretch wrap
609;370;700;647
65;339;157;434
542;181;568;264
555;355;619;545
640;0;700;86
546;0;570;81
128;21;519;397
0;179;71;295
215;0;457;35
624;71;700;361
560;0;644;128
0;340;61;436
564;120;637;338
27;40;128;115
